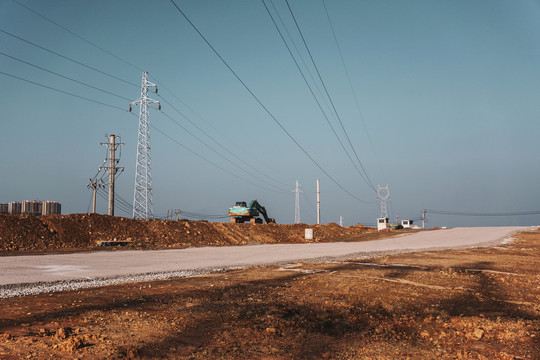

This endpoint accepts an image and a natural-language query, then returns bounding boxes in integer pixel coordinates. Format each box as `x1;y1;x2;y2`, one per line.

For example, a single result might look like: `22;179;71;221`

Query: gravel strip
0;240;515;298
0;266;247;298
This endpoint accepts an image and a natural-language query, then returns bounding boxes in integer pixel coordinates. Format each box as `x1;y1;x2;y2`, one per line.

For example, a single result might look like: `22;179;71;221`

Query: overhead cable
262;0;375;192
321;0;387;183
0;51;132;101
153;82;295;188
158;94;292;191
0;70;127;111
0;28;139;88
13;0;144;73
158;105;290;194
267;0;332;113
284;0;376;192
150;123;290;195
11;0;297;194
425;209;540;217
168;0;373;204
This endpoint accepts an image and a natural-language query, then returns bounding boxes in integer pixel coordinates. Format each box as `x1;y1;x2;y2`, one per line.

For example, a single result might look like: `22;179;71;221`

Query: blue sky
1;0;540;227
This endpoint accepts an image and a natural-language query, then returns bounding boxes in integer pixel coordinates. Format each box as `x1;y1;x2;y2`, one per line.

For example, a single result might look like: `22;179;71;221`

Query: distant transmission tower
293;180;302;223
130;71;160;219
377;185;391;219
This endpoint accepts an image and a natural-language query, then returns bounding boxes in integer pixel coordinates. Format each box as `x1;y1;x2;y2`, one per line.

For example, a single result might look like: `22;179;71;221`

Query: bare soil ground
0;214;387;254
0;226;538;359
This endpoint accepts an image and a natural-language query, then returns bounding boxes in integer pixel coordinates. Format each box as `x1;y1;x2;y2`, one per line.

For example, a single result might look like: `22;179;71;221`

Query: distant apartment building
42;201;61;215
3;200;61;215
8;201;22;214
22;200;42;215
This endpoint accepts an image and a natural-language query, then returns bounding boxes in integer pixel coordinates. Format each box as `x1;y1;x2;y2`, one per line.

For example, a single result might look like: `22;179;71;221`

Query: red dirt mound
0;214;377;254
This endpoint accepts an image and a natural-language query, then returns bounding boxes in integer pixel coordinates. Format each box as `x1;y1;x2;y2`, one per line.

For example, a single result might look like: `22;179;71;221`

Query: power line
0;51;132;101
267;0;333;116
11;0;296;196
168;0;372;204
284;0;376;192
96;188;133;216
321;0;387;183
12;0;144;73
158;94;291;191
0;28;139;88
150;123;290;194
0;70;127;111
425;209;540;217
158;107;290;194
153;81;295;187
177;210;229;220
261;0;375;192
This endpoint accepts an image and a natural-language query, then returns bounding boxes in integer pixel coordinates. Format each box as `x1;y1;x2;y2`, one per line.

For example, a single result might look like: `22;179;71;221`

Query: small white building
377;217;389;231
401;219;414;229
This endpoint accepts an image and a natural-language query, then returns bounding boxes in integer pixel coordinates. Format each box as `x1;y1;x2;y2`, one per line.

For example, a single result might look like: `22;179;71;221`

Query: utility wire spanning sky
1;0;540;227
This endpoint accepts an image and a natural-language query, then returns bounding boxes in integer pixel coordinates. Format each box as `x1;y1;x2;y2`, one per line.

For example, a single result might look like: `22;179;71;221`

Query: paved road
0;226;529;286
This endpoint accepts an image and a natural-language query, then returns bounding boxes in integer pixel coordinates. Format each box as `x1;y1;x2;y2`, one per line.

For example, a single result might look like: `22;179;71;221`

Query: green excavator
228;200;276;224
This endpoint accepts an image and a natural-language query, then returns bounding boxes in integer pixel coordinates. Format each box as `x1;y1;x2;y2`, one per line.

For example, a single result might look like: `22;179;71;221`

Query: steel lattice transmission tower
377;185;391;219
130;71;160;219
293;180;303;223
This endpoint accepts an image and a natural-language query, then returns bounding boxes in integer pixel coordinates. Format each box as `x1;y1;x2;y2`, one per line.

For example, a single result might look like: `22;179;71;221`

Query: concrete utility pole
339;216;343;227
100;134;124;216
422;209;426;229
316;179;321;225
293;180;302;224
87;178;104;213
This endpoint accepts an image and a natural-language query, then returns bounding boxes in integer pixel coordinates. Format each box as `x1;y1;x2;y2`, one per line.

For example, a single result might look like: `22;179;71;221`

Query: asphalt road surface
0;226;529;287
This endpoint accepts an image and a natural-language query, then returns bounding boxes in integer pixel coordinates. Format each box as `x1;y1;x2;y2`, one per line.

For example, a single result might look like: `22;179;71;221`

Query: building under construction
1;201;61;215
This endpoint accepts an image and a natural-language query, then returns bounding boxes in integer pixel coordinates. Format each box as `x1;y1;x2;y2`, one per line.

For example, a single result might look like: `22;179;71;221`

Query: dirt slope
0;214;380;253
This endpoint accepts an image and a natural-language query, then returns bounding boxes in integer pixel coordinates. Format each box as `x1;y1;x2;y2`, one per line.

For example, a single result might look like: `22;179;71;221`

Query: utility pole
87;178;104;213
339;216;343;227
130;71;160;220
293;180;302;223
176;209;179;221
422;209;426;229
316;179;320;225
100;134;124;216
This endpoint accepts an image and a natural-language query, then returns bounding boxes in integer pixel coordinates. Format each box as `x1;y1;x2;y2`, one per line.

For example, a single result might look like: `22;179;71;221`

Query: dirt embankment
0;214;381;253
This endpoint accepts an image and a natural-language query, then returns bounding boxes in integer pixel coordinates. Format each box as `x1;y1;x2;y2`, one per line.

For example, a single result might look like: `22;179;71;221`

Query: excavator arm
249;200;276;224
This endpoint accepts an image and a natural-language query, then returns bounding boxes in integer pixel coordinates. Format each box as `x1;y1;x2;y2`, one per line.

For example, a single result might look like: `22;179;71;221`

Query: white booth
401;219;413;229
377;217;389;231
